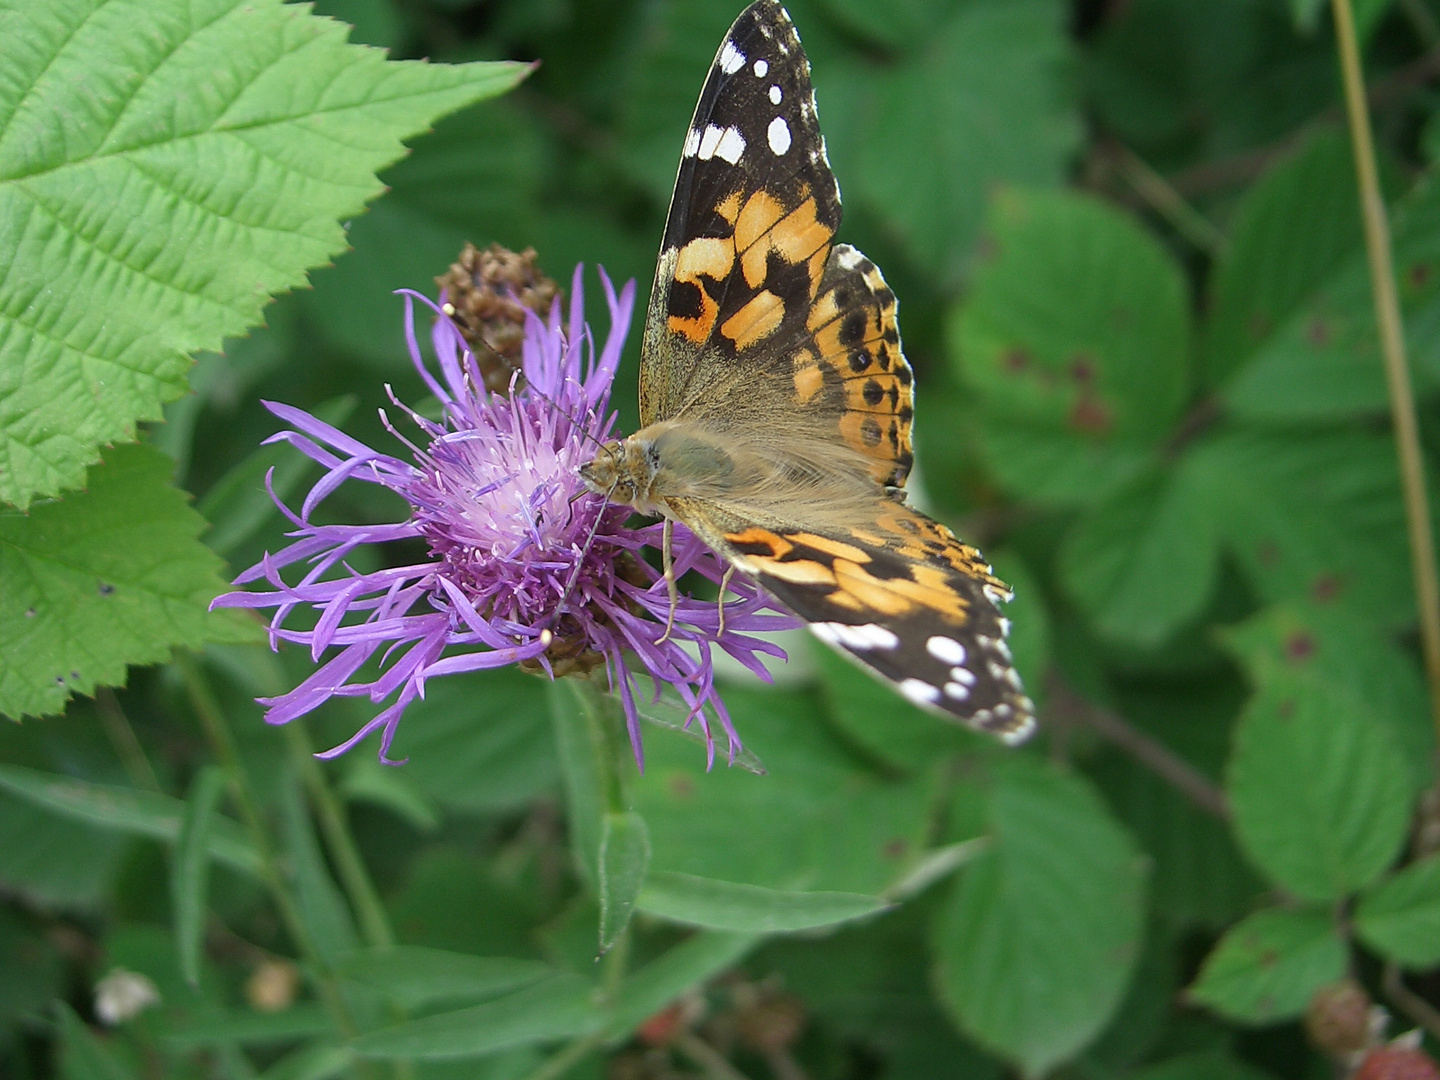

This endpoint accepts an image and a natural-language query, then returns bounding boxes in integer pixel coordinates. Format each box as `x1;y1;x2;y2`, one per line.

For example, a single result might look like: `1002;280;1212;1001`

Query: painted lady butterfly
581;0;1035;742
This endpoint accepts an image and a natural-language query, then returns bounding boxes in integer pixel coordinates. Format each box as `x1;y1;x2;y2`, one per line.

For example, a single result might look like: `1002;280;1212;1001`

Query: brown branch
1046;675;1230;820
1383;963;1440;1043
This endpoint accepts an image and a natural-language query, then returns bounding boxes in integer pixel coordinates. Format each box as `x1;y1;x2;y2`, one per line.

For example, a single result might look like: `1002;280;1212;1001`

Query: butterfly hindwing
640;0;841;425
720;509;1036;743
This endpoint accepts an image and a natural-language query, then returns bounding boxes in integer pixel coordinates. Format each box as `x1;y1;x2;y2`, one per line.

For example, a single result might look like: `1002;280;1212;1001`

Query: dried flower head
214;263;793;768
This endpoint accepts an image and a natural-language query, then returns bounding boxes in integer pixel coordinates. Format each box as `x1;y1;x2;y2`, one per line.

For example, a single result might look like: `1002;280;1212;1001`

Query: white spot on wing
683;127;702;158
926;635;966;665
715;126;746;164
769;84;782;104
767;116;791;156
815;622;898;651
899;678;941;706
943;681;970;701
719;40;746;75
950;666;976;686
836;247;863;270
698;125;723;159
753;58;768;77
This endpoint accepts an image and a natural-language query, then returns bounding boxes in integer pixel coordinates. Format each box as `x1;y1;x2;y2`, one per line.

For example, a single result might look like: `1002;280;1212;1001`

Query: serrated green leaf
1188;907;1345;1024
0;0;528;508
0;763;259;874
934;759;1147;1076
56;1002;136;1080
598;811;650;951
172;765;226;987
1185;430;1417;630
1355;855;1440;968
1222;608;1413;900
1059;463;1221;646
337;947;551;1010
608;930;759;1035
637;871;888;932
0;445;258;718
350;975;602;1060
1216;144;1440;418
850;0;1080;285
951;188;1189;506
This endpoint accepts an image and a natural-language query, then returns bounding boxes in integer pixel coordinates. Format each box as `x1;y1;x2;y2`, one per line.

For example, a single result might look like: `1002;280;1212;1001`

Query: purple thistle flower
214;266;795;768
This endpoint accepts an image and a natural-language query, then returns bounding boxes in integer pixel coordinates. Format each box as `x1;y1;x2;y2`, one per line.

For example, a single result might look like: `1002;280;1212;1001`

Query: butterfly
580;0;1035;743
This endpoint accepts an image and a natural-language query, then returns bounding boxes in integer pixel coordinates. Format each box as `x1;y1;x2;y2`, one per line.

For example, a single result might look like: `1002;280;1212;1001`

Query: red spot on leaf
1409;262;1433;290
1285;632;1316;662
1248;311;1273;340
1256;541;1279;567
1069;394;1112;434
1307;317;1332;347
1312;574;1341;602
1278;699;1297;720
1003;347;1030;372
669;775;695;799
1070;354;1096;383
883;839;909;860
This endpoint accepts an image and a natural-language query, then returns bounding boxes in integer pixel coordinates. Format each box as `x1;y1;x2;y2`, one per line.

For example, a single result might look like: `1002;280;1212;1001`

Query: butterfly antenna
552;478;621;626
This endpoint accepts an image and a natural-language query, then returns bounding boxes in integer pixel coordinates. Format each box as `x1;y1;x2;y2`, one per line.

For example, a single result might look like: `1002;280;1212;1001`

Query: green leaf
56;1002;136;1080
631;684;940;898
350;975;602;1060
1222;608;1413;901
256;1042;354;1080
598;811;650;952
393;666;557;816
934;759;1148;1076
337;947;551;1010
1355;855;1440;968
1218;153;1440;419
172;765;226;987
276;770;358;965
1203;131;1359;388
338;757;439;834
1186;430;1418;631
637;871;888;933
1188;907;1345;1024
0;445;258;719
0;788;127;907
0;0;528;507
1058;463;1221;646
951;188;1189;506
847;0;1080;285
0;763;259;874
608;930;760;1036
161;1005;336;1049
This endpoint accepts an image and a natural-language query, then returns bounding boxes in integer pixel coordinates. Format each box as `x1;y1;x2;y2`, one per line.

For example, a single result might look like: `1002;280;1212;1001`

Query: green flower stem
283;725;416;1080
1106;141;1225;256
283;723;396;949
1332;0;1440;748
174;652;359;1041
576;676;631;816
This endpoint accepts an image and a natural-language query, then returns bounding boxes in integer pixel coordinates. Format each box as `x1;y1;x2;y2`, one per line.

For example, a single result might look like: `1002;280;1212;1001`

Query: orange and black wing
720;505;1037;743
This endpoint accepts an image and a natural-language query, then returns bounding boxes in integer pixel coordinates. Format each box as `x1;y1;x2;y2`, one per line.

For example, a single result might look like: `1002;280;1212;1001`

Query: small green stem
95;687;162;793
284;724;395;949
174;652;358;1040
517;1032;606;1080
1332;0;1440;751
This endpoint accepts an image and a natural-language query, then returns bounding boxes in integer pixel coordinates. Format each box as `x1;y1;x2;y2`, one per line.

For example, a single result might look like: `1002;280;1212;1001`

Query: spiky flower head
214;264;793;767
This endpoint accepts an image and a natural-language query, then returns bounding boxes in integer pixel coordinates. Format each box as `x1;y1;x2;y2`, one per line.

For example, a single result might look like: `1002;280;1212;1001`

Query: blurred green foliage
3;0;1440;1077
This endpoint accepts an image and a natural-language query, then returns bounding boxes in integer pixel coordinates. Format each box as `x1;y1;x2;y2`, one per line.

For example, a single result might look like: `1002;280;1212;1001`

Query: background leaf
1188;908;1346;1024
0;0;528;507
1355;855;1440;968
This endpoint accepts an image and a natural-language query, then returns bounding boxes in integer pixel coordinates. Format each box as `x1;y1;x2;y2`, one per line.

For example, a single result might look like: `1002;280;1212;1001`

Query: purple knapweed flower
213;266;794;768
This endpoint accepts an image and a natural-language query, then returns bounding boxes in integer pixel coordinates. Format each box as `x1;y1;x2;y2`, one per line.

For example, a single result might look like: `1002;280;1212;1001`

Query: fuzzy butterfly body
580;0;1035;742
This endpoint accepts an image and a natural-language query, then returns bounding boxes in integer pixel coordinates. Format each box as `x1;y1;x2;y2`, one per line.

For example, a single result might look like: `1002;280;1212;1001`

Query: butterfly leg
716;563;735;637
657;516;679;645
